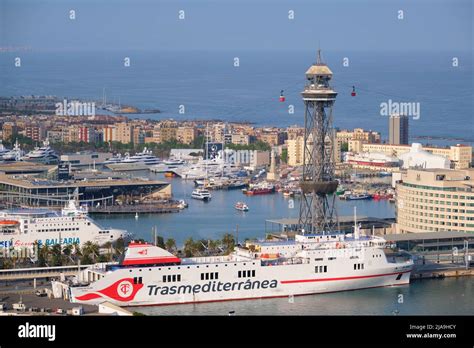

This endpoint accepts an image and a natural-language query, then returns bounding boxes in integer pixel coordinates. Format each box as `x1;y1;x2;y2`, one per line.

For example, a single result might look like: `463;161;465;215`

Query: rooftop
0;174;168;189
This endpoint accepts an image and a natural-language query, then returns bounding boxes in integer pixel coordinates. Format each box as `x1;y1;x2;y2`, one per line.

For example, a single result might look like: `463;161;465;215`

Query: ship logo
75;278;143;302
137;249;148;255
117;280;134;298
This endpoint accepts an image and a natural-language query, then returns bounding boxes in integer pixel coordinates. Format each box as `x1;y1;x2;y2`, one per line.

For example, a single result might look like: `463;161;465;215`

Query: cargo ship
242;182;275;195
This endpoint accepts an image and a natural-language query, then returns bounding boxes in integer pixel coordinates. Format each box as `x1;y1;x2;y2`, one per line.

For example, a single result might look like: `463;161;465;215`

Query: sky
0;0;472;52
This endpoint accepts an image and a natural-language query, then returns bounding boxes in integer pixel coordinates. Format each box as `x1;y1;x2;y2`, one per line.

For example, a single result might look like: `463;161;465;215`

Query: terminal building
395;168;474;233
60;152;112;167
0;174;171;208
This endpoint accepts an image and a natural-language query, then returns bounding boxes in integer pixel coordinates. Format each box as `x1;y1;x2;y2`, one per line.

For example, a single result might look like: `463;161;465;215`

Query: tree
114;237;125;257
50;244;63;266
155;235;165;249
38;245;51;267
184;237;195;257
82;241;100;264
280;148;288;163
221;233;235;254
341;142;349;152
62;244;74;264
165;238;176;252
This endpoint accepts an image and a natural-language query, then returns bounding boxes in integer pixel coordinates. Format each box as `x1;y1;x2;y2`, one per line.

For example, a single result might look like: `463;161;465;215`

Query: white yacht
149;158;186;173
162;158;185;166
22;139;59;164
0;200;129;249
191;188;212;201
2;140;25;162
106;148;161;171
0;141;9;157
180;159;244;180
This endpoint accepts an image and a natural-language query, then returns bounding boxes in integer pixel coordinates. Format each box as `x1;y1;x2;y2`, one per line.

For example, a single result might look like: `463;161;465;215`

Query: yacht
149;159;186;174
106;148;161;171
180;158;245;180
162;158;185;166
2;140;24;162
22;139;59;164
0;200;129;249
0;141;10;157
191;188;212;201
103;153;123;165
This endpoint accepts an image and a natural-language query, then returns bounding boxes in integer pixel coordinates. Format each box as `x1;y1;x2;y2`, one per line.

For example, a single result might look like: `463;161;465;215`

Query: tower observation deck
298;50;339;234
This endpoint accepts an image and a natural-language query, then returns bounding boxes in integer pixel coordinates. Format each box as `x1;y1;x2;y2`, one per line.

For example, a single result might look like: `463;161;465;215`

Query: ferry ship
0;200;128;249
67;222;413;307
22;139;59;164
105;148;160;171
191;188;212;201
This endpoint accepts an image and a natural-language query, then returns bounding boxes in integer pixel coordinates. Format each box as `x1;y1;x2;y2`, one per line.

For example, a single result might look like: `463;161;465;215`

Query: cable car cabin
106;241;181;271
351;86;356;97
279;90;286;102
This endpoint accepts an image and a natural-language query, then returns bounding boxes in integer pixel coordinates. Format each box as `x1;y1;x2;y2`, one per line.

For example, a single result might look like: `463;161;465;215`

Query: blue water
1;49;473;315
136;277;474;315
1;50;473;145
93;171;394;246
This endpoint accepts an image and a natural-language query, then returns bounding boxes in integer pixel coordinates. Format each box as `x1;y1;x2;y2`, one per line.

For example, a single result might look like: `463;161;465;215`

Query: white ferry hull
0;229;125;249
70;258;412;307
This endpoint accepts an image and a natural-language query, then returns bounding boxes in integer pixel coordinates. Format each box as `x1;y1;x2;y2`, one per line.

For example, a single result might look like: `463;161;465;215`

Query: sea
1;49;473;315
0;49;473;145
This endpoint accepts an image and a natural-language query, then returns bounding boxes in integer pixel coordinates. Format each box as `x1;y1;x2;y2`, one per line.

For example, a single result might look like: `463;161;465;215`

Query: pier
88;202;181;214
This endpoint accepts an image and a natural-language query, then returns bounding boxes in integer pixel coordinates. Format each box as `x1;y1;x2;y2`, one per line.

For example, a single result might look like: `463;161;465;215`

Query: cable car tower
298;49;339;234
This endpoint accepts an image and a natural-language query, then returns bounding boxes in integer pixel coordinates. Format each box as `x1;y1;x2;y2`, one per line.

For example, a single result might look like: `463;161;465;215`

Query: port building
395;168;474;233
0;174;171;207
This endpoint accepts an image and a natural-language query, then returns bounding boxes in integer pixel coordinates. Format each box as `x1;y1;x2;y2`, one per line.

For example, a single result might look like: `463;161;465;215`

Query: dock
411;264;474;279
88;202;181;214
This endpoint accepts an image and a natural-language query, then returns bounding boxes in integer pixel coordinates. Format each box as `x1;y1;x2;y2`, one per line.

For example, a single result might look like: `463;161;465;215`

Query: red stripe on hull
125;282;410;308
280;270;411;284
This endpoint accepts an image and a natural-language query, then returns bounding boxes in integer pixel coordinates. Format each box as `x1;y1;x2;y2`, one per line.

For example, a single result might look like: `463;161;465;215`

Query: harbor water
92;172;473;316
93;171;395;245
135;277;474;315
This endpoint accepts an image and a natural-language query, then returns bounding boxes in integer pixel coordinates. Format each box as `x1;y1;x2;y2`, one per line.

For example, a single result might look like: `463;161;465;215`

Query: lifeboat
0;220;19;227
260;253;279;260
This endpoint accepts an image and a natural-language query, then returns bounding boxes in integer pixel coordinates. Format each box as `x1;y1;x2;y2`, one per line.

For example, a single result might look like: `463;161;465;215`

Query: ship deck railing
182;256;235;264
260;257;310;267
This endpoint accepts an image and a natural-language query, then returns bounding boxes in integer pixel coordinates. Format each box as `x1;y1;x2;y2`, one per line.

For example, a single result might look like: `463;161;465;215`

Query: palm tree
184;237;195;257
63;244;74;265
38;245;51;267
221;233;236;254
114;237;125;257
82;241;100;264
165;238;176;252
50;244;63;266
